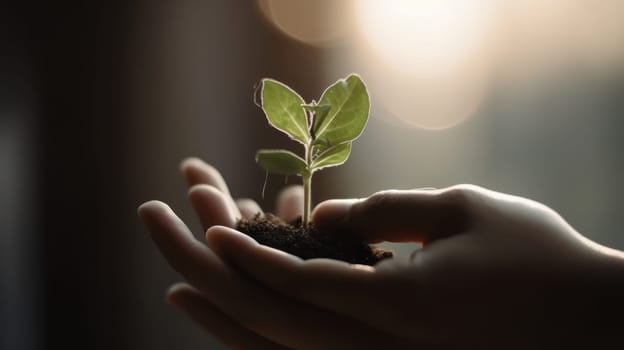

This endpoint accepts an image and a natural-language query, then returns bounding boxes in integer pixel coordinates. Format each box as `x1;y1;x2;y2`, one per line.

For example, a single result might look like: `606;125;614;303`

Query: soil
236;213;393;266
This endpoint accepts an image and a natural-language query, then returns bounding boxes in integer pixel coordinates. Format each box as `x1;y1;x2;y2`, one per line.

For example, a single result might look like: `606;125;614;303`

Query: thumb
312;187;477;244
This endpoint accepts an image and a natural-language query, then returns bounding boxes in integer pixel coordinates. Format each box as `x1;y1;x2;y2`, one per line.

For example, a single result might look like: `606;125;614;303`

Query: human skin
138;157;624;349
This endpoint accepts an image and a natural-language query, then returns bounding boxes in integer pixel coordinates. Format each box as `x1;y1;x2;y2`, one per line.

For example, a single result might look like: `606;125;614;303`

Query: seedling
256;74;370;225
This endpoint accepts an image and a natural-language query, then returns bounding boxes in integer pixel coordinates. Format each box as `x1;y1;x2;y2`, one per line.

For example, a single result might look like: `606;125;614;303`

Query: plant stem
302;140;315;225
302;174;311;225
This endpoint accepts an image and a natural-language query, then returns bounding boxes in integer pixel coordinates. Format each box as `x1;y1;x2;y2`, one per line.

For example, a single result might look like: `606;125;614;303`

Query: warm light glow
355;0;492;77
257;0;353;47
256;0;624;129
490;0;624;80
366;68;487;130
346;0;493;129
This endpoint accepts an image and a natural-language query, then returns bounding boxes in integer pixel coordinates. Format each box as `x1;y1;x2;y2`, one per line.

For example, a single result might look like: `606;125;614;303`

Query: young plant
256;74;370;225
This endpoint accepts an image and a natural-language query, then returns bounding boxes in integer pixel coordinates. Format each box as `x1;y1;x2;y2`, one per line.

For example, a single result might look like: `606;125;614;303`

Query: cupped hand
139;158;624;349
138;158;413;349
212;186;624;349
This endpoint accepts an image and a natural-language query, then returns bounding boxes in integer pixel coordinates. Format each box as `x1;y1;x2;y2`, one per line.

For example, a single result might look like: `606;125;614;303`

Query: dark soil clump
236;214;393;266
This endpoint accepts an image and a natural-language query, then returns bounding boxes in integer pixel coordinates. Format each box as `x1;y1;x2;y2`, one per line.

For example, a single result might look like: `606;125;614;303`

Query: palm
139;158;622;349
138;158;412;349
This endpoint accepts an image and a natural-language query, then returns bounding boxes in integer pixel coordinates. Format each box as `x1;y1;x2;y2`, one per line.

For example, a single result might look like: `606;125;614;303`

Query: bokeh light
355;0;492;77
346;0;493;129
258;0;624;129
257;0;353;47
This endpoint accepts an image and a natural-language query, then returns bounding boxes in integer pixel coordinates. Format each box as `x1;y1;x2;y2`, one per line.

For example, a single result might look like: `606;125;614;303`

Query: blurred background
2;0;623;349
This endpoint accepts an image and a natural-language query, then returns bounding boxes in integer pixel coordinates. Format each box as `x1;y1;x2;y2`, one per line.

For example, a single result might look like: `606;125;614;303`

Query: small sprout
256;74;370;225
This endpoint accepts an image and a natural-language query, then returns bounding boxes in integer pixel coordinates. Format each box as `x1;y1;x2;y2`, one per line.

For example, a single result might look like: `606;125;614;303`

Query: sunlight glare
355;0;492;77
349;0;493;129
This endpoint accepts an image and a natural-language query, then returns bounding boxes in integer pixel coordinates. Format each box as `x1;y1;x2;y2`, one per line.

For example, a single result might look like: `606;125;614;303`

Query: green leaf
256;149;307;176
311;137;329;154
311;142;352;171
313;74;370;146
302;103;330;133
261;79;311;145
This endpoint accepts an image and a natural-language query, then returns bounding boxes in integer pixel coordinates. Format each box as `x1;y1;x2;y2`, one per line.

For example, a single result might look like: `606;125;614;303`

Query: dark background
2;1;326;349
2;1;623;349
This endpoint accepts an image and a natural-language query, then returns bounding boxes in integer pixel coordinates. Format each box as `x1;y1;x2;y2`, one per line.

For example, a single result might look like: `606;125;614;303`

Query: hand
138;158;413;349
139;158;624;349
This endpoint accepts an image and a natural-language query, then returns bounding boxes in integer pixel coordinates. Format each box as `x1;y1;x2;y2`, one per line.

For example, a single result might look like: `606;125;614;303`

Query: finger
189;185;237;229
311;187;477;244
236;198;263;219
180;157;231;194
138;201;227;289
138;202;413;349
167;283;289;350
180;157;241;217
207;226;432;343
276;185;303;222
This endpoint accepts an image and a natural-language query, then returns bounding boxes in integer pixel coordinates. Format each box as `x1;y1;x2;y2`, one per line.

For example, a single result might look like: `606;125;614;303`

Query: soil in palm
236;213;393;266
